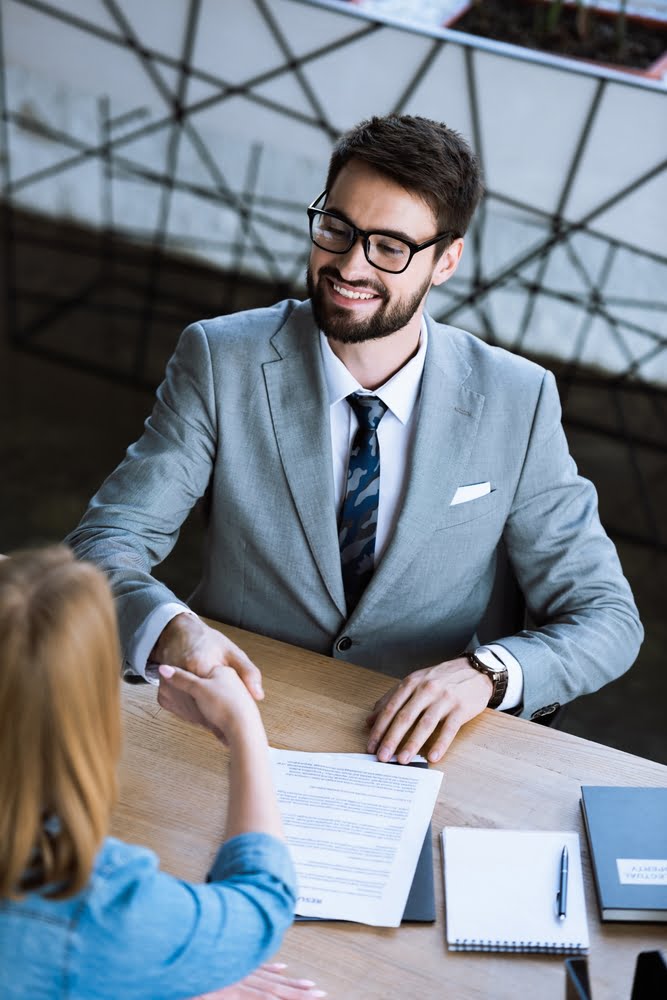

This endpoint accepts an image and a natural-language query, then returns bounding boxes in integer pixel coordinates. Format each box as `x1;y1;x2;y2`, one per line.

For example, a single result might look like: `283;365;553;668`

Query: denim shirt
0;832;296;999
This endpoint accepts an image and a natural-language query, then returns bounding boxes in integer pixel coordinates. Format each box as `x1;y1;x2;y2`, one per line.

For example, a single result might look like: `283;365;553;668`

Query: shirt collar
319;318;428;426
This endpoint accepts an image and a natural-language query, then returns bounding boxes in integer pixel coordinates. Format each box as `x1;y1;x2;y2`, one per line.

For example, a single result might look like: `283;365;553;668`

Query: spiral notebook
442;827;589;954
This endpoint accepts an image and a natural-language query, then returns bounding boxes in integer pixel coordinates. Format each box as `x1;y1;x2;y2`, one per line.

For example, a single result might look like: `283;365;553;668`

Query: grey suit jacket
67;299;642;719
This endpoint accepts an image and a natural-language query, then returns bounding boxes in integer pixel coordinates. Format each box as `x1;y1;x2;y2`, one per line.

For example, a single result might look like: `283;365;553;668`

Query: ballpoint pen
557;844;569;920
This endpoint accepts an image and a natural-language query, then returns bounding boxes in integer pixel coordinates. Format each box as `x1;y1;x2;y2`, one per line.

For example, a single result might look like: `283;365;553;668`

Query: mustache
317;266;388;300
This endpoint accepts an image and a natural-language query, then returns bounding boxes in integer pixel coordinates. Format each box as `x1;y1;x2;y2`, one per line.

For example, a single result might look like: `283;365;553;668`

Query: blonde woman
0;547;324;1000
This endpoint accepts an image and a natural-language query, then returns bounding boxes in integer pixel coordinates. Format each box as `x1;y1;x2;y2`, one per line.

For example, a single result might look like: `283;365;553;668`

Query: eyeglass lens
310;211;410;272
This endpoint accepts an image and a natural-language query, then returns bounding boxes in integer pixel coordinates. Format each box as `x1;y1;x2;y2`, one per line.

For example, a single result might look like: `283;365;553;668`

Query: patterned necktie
338;392;388;615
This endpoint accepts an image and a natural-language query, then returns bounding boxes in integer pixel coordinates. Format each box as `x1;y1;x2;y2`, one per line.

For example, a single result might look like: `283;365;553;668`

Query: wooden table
112;623;667;1000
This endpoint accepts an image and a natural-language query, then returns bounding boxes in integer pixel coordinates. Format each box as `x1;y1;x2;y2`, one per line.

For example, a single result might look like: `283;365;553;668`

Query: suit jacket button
336;636;352;652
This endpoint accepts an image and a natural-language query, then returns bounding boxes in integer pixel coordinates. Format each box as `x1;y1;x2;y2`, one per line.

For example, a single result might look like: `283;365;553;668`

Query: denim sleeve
71;834;297;1000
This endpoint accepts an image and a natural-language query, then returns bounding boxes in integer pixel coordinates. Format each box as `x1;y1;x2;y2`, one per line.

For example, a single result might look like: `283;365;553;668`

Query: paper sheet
270;749;442;926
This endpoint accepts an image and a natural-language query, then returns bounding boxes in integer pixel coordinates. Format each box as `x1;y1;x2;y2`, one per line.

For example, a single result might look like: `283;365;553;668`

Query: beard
307;265;431;344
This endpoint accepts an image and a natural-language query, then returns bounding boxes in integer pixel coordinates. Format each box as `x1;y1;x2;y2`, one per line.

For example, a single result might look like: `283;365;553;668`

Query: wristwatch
465;648;509;710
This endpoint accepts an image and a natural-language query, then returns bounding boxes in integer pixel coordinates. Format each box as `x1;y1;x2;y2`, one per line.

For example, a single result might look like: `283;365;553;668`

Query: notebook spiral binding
451;939;588;954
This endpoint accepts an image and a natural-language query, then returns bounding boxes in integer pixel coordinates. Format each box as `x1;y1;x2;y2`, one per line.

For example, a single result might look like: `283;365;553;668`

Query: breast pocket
439;488;499;529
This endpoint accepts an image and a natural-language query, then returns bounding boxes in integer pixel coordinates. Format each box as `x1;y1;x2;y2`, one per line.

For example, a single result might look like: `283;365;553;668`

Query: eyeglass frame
307;190;458;275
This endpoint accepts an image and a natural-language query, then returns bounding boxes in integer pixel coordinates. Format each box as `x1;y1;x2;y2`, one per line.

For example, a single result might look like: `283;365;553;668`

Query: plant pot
448;0;667;80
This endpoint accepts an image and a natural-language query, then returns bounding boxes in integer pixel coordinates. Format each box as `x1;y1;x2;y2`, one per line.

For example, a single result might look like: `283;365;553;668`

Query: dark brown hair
326;114;483;237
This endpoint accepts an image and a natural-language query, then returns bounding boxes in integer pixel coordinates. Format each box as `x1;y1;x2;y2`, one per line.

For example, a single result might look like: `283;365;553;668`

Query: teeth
333;283;375;301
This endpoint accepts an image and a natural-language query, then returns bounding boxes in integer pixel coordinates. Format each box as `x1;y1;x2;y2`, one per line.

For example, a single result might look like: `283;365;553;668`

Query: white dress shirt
132;318;523;710
320;327;425;564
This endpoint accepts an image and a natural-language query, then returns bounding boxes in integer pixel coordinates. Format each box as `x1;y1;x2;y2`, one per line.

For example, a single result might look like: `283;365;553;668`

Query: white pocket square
450;482;491;506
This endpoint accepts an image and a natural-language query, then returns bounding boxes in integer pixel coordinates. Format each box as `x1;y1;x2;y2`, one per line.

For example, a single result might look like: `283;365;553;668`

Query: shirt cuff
475;644;524;711
128;603;195;683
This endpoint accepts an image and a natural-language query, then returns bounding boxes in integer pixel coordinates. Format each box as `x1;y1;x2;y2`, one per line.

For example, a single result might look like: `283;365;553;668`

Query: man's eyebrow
324;204;415;244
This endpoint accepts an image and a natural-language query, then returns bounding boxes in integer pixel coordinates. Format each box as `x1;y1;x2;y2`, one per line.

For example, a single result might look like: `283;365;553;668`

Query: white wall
3;0;666;381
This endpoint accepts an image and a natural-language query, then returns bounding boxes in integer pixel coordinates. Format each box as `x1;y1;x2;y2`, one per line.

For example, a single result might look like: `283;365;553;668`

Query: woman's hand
158;662;264;746
195;962;326;998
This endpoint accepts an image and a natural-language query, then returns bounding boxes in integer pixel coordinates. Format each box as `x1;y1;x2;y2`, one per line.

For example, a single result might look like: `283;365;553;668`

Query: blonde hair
0;546;121;899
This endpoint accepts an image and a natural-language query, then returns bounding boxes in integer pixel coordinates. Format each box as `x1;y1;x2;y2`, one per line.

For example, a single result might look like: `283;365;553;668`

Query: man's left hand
366;656;493;765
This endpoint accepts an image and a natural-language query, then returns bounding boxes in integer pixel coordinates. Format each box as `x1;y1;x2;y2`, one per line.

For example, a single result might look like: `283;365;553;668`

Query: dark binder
580;786;667;923
398;760;435;922
398;819;435;922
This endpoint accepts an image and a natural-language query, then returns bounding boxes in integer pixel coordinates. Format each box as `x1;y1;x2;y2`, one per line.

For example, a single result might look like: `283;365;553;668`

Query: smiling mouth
332;282;378;301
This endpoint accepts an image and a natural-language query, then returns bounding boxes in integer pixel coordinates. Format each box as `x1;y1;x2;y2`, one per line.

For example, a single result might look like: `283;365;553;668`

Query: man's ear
431;237;464;287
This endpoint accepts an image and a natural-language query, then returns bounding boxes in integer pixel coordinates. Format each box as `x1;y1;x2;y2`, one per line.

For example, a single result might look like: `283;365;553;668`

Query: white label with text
616;859;667;885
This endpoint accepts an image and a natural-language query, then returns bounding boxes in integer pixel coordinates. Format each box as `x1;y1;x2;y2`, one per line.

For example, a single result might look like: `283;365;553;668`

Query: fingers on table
366;677;418;750
367;677;463;764
237;964;327;998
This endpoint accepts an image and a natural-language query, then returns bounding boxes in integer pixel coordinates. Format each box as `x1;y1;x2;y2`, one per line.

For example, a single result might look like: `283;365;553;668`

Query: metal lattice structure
1;0;666;547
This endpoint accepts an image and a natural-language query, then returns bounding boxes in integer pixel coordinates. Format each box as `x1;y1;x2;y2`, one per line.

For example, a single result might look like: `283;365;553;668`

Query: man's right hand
150;613;264;726
157;663;265;746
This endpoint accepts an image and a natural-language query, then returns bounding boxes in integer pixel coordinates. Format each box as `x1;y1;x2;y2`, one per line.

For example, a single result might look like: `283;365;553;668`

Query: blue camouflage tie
338;393;388;615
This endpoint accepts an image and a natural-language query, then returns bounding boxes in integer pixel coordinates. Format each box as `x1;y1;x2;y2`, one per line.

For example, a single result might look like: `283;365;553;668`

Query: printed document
270;749;442;926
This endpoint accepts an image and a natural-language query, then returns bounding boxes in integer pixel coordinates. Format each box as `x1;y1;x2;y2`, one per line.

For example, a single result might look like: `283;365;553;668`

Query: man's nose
338;235;372;274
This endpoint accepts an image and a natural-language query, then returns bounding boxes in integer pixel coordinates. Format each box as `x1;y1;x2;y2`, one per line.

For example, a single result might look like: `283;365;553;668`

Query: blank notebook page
442;827;589;954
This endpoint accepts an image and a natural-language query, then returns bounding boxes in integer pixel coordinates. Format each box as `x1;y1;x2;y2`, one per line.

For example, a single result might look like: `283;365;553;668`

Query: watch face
473;652;506;679
468;652;508;709
470;653;496;677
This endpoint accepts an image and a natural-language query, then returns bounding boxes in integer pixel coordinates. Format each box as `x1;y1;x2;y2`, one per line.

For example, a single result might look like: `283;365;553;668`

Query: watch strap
466;649;509;709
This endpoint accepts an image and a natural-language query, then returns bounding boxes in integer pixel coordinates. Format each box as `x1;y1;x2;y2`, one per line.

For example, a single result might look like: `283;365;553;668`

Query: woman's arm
157;663;283;840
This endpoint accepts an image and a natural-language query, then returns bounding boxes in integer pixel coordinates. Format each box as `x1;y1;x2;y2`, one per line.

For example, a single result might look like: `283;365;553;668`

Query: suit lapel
263;302;346;616
263;305;486;624
355;317;485;619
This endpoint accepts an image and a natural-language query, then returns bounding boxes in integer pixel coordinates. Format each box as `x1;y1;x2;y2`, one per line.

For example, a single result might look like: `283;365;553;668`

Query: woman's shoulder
94;837;157;875
79;837;190;951
88;837;163;902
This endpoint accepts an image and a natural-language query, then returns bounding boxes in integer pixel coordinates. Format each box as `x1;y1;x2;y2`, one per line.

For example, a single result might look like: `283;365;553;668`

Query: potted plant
449;0;667;79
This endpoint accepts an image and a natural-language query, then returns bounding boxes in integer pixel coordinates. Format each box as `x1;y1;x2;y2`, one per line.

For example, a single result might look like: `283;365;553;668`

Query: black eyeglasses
307;191;456;275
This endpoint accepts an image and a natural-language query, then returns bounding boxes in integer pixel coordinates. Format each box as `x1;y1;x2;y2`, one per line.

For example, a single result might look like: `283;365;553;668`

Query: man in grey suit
67;115;642;764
